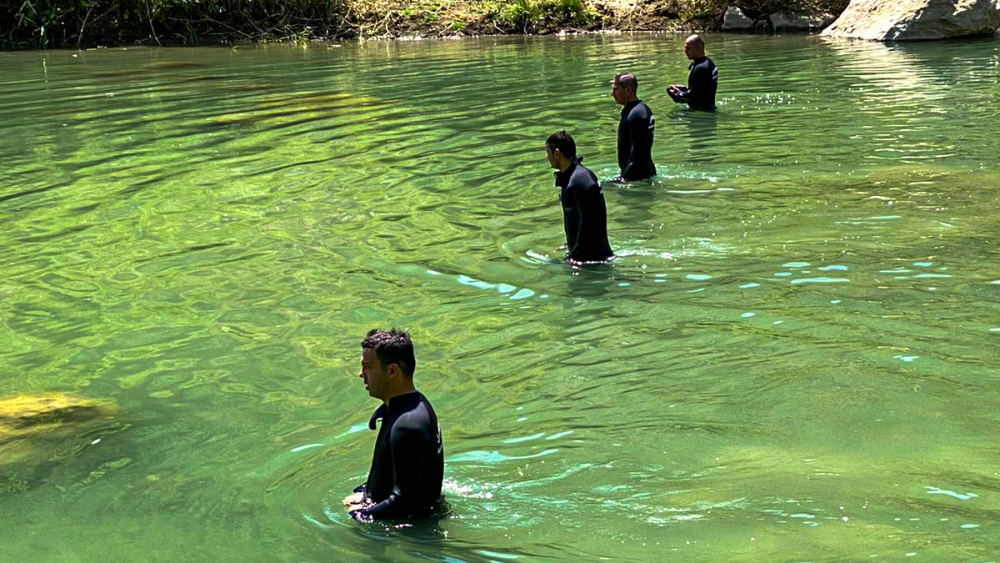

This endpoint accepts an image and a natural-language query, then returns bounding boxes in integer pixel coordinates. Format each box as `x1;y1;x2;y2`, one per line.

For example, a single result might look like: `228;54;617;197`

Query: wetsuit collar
620;99;642;115
368;391;422;429
689;56;707;69
554;156;584;186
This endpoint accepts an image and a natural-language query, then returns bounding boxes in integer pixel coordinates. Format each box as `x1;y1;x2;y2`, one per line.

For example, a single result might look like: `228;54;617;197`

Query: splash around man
611;72;656;181
343;328;444;520
668;34;718;111
545;131;614;264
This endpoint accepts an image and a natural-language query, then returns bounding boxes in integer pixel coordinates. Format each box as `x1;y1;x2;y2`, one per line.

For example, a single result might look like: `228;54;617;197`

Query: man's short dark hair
546;130;576;160
362;328;416;377
614;72;638;93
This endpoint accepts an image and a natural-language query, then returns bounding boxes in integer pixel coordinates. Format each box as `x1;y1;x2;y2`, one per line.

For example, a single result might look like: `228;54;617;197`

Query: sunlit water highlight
2;34;1000;562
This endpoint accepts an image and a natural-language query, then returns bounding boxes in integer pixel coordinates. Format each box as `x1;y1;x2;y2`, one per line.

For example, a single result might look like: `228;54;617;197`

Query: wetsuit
669;56;718;111
556;157;614;263
351;391;444;520
617;99;656;181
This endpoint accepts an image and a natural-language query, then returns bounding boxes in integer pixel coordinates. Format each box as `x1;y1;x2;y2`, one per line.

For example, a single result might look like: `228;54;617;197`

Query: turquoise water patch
783;262;810;268
894;355;919;362
914;274;952;279
818;265;848;271
449;449;559;463
775;272;793;277
478;551;521;560
913;262;933;267
740;283;760;289
510;288;534;300
503;433;545;444
790;277;850;284
926;487;978;500
458;275;495;290
742;312;756;318
686;274;712;281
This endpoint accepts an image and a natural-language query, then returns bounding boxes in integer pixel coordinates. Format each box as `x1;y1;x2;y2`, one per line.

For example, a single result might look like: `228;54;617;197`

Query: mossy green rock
0;394;116;474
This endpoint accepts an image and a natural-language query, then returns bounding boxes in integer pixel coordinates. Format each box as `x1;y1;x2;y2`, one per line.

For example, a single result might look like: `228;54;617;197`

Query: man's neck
382;385;417;405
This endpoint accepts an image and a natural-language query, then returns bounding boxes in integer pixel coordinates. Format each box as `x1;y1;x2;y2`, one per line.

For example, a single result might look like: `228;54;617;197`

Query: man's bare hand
342;492;364;506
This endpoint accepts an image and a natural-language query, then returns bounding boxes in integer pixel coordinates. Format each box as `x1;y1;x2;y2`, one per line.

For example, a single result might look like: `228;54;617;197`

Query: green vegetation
0;0;850;49
682;0;850;23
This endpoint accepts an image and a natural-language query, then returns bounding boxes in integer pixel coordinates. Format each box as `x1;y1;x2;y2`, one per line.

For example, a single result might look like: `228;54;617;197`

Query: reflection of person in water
343;329;444;520
668;34;718;111
545;131;615;264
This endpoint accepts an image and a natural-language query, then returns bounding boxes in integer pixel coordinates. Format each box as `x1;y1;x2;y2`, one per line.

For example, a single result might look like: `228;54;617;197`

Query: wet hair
614;72;638;93
546;130;576;161
362;328;416;377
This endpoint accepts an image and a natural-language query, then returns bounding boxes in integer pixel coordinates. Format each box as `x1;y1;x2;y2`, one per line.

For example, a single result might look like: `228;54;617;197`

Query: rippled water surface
2;34;1000;562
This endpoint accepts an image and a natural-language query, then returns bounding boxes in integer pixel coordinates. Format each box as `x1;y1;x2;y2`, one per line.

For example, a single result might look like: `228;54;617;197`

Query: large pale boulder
822;0;1000;41
723;7;756;31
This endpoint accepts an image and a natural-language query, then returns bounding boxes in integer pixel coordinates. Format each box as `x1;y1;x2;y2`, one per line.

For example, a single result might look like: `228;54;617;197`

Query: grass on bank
1;0;850;49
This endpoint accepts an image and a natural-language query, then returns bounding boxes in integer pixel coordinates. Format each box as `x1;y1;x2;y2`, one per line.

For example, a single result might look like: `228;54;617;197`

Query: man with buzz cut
668;34;718;111
545;131;614;264
342;328;444;520
611;72;656;181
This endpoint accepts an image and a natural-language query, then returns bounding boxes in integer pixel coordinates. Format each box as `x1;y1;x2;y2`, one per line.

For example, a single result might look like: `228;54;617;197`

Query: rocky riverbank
1;0;849;49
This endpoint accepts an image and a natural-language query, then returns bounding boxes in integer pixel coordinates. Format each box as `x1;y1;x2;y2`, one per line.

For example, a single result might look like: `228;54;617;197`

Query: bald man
668;34;718;111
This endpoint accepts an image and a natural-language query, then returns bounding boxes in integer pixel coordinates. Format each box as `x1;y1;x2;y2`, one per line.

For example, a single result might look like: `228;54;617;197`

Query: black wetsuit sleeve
622;111;643;180
676;62;715;109
353;425;429;519
565;179;602;261
565;186;584;258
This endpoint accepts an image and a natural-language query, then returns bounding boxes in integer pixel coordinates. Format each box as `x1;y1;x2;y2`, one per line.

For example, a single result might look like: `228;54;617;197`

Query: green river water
1;33;1000;562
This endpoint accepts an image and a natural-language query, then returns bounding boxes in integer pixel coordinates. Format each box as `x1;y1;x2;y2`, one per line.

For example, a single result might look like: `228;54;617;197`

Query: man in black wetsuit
668;34;718;111
343;329;444;520
545;131;614;263
611;72;656;181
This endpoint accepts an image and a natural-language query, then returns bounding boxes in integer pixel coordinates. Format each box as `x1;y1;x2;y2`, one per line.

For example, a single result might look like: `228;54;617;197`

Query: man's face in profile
610;79;630;105
684;38;700;60
545;145;559;169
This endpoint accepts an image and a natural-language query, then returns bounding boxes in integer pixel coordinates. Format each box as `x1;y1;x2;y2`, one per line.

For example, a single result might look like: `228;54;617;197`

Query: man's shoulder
568;164;599;190
391;394;435;424
628;102;653;119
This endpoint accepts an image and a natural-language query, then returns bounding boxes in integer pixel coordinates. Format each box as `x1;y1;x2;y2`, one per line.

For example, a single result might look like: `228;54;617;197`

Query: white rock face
722;6;755;31
822;0;1000;41
771;12;838;31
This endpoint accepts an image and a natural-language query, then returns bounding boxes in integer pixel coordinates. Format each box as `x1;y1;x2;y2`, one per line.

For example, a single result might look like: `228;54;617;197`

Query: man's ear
387;362;401;378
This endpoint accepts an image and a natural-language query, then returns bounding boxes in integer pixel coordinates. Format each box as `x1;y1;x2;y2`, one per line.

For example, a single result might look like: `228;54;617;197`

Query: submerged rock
0;394;116;480
823;0;1000;41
